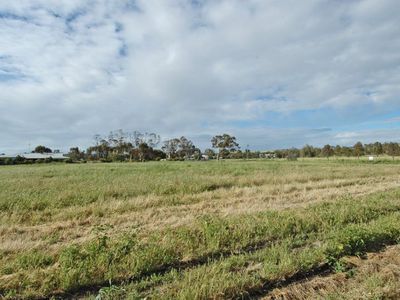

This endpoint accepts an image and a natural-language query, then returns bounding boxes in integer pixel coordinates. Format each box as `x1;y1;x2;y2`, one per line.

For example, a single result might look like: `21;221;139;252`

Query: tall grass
2;189;400;299
1;160;399;214
1;160;400;299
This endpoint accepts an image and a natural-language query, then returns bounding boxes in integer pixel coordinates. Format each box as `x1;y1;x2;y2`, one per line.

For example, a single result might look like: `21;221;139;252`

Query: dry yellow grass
1;161;400;254
1;159;400;299
264;244;400;300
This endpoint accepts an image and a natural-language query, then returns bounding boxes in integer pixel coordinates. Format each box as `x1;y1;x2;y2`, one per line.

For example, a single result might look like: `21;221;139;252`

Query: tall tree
321;144;334;159
162;136;197;160
33;145;52;153
88;135;110;159
341;146;353;157
385;142;400;160
68;147;84;161
301;144;316;157
107;130;133;158
353;142;365;159
211;134;239;160
177;136;196;159
204;148;215;159
130;132;160;148
162;138;180;160
138;143;151;161
373;142;383;156
334;145;342;157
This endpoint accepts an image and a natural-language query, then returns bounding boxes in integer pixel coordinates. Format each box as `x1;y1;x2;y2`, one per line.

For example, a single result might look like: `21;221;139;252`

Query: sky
0;0;400;153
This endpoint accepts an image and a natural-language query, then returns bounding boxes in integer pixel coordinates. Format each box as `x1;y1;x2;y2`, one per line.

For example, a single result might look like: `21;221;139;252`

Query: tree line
274;141;400;160
54;138;400;162
70;131;241;162
2;129;400;165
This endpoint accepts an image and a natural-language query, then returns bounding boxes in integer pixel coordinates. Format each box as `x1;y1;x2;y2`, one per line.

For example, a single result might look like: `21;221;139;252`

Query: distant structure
0;152;68;160
263;152;276;159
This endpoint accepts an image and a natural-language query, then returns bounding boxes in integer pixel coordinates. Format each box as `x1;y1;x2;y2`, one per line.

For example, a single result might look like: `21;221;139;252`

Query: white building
0;153;68;160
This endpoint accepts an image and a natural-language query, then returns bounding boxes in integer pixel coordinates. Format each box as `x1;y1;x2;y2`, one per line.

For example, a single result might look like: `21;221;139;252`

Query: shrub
65;158;74;164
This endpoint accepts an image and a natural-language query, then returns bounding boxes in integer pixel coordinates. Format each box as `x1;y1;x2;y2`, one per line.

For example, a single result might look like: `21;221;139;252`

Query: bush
5;158;14;165
15;155;26;163
100;158;113;163
44;157;53;163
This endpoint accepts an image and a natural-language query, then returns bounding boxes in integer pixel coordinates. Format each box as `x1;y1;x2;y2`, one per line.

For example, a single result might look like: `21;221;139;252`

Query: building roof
0;153;68;159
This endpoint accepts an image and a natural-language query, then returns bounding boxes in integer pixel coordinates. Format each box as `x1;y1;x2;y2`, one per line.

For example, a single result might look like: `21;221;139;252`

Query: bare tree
128;131;160;148
162;138;180;160
177;136;196;159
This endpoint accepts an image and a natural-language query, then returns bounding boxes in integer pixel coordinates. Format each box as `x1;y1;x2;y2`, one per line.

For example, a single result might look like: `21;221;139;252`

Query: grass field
1;158;400;299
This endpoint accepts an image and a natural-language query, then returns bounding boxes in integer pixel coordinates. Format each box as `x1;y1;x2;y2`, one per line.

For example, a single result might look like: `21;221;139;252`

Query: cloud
0;0;400;152
385;117;400;123
334;128;400;145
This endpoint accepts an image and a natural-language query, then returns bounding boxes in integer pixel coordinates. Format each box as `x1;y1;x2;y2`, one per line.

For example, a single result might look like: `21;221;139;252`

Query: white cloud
0;0;400;151
334;128;400;145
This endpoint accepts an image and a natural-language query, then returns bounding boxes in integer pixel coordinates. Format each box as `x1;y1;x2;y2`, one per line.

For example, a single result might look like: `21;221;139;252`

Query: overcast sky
1;0;400;152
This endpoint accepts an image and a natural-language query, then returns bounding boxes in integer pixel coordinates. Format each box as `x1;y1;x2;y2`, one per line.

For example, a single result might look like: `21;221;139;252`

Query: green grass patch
2;190;400;299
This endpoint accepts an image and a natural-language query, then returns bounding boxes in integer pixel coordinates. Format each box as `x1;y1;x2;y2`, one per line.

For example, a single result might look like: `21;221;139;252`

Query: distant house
263;152;276;159
0;153;68;160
